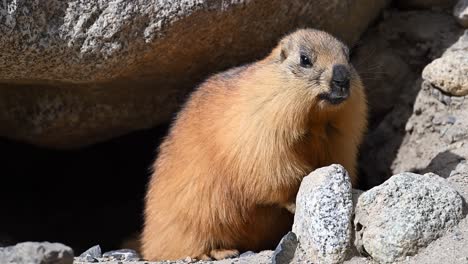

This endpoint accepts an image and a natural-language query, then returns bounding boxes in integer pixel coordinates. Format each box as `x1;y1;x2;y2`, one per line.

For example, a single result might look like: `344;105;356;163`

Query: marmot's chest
302;123;336;168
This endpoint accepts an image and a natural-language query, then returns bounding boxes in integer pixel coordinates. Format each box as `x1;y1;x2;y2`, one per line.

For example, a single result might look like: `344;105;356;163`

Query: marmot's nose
331;64;350;90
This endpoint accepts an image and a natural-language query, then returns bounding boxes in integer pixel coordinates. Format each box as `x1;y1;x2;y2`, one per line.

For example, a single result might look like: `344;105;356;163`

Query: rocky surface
0;0;388;148
292;164;353;264
354;172;464;263
0;242;74;264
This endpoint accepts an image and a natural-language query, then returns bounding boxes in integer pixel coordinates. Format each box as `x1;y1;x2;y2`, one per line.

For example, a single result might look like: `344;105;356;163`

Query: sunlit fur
142;29;367;261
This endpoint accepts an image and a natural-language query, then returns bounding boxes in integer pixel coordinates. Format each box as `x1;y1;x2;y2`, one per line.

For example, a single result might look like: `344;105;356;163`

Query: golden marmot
142;28;367;261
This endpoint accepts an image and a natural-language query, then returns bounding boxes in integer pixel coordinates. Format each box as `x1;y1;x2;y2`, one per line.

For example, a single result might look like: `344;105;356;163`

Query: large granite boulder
0;0;388;148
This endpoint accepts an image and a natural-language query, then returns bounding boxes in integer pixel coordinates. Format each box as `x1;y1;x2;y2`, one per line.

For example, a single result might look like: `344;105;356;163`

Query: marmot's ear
277;39;290;63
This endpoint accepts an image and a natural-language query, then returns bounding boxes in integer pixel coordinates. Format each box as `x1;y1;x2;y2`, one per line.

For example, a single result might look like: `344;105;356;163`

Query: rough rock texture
357;10;463;188
0;0;388;148
422;30;468;96
292;164;353;264
454;0;468;27
354;172;464;263
0;242;74;264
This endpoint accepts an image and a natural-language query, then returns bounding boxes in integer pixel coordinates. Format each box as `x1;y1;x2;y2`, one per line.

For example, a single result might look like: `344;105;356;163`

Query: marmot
142;29;367;261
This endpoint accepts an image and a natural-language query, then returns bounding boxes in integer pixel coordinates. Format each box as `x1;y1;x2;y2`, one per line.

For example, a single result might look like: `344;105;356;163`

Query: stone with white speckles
292;164;353;264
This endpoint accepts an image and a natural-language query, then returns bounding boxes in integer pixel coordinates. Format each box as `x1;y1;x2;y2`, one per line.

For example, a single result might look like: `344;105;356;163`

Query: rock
272;232;298;264
422;31;468;96
77;245;101;262
354;172;464;263
0;241;74;264
292;164;353;264
0;0;389;149
454;0;468;27
422;52;468;96
102;249;141;261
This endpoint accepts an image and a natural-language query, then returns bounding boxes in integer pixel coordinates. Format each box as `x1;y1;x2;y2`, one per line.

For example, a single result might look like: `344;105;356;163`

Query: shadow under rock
0;123;169;253
417;150;465;179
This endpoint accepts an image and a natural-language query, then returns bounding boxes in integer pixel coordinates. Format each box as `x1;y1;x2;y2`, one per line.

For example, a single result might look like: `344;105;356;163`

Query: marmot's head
270;29;361;110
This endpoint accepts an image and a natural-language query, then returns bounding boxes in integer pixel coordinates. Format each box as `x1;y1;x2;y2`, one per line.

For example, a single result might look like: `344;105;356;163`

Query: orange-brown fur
142;29;367;261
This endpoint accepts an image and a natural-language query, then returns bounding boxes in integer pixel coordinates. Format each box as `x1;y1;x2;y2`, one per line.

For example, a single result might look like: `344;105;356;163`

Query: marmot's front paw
284;203;296;214
210;249;240;260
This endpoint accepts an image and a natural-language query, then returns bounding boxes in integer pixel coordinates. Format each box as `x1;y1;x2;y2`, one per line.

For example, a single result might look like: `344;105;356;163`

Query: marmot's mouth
318;91;348;105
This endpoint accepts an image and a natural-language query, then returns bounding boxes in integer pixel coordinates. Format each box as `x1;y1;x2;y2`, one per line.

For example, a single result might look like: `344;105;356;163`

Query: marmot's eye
300;54;312;68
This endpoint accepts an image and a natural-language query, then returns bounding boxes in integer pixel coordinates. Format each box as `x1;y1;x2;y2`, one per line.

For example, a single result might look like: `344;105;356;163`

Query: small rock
422;30;468;96
78;245;101;262
354;172;464;263
102;249;141;261
454;0;468;27
0;242;73;264
272;232;298;264
422;52;468;96
292;164;353;264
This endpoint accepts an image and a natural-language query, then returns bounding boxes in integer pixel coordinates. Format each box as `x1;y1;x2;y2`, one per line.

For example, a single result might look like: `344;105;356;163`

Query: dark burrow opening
0;124;169;254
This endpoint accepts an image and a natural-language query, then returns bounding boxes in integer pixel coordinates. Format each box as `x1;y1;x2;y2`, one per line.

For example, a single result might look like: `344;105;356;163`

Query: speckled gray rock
422;30;468;96
0;0;388;148
354;172;464;263
454;0;468;27
0;242;74;264
292;164;353;264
